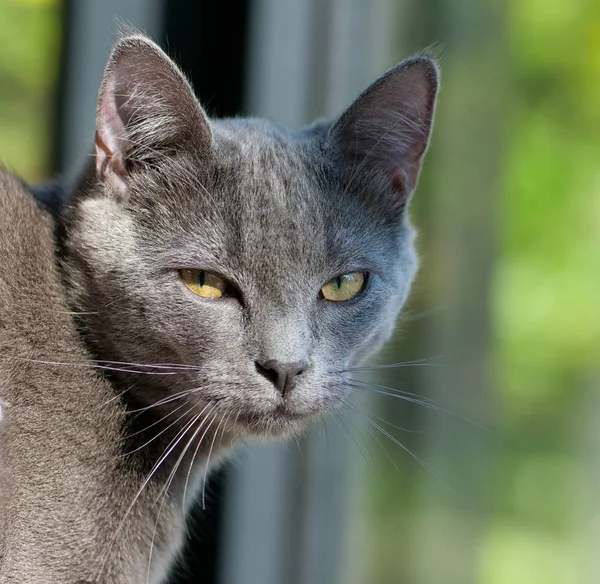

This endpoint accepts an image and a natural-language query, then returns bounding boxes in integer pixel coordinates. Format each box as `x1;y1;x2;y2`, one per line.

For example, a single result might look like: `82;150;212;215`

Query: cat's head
63;35;438;439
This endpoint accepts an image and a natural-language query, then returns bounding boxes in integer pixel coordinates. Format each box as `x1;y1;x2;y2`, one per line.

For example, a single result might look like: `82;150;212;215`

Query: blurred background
0;0;598;583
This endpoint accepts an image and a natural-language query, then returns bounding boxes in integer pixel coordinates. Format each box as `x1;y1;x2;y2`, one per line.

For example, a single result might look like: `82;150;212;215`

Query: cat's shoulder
0;169;58;331
0;169;52;253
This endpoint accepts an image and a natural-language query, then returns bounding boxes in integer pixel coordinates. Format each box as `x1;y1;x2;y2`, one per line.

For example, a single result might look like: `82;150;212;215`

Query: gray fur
0;33;438;582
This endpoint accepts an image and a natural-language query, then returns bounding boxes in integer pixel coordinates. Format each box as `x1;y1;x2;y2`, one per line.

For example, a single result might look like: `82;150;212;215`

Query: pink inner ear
392;168;410;195
391;159;422;196
95;75;128;189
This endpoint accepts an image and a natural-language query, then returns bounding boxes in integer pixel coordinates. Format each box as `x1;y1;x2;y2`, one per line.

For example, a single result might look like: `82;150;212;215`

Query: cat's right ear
95;34;212;198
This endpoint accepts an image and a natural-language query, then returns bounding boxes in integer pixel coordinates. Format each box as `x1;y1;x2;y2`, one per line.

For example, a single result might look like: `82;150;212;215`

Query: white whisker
95;402;210;580
201;411;229;509
147;407;217;583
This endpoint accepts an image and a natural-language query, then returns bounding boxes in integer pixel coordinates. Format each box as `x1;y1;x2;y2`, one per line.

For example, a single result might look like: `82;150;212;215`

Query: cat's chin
233;407;318;440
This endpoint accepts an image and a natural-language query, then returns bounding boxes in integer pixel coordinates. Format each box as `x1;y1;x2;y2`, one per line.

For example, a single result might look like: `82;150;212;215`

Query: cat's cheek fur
361;233;420;362
335;228;420;368
72;198;139;274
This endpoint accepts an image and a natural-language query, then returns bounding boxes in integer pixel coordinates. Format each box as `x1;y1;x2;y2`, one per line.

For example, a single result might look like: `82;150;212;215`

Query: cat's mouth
233;405;318;438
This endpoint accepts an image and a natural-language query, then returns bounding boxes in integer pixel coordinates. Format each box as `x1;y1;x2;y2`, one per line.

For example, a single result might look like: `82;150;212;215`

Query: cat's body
0;171;212;582
0;34;438;583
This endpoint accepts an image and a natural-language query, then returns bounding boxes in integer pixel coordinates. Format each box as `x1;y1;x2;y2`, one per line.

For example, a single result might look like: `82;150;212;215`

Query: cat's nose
255;359;308;396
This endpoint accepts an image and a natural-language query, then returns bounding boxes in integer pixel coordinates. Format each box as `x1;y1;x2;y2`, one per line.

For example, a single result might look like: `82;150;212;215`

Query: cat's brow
156;248;229;270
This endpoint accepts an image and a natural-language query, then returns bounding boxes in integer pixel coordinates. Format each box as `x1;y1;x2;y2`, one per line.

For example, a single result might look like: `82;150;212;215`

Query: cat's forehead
184;121;329;240
211;119;324;202
203;122;332;282
130;118;401;292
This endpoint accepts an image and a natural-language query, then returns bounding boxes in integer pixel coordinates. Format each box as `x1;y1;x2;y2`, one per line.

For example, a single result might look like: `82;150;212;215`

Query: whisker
292;436;302;456
92;360;202;370
92;365;185;376
340;406;399;479
346;379;488;431
155;406;217;505
347;362;449;372
147;487;169;584
332;410;382;485
147;406;217;584
21;357;201;373
346;378;436;406
363;406;430;434
343;399;451;489
94;386;132;410
96;402;209;580
344;354;446;373
126;387;203;414
119;401;197;457
119;400;191;444
201;411;230;509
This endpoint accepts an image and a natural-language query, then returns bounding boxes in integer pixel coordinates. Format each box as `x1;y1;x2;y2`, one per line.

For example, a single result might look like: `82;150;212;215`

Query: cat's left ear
328;56;439;208
95;34;212;198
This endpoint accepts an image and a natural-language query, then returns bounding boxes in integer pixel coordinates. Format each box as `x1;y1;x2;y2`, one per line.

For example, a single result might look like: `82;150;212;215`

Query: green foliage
485;0;600;581
0;0;61;180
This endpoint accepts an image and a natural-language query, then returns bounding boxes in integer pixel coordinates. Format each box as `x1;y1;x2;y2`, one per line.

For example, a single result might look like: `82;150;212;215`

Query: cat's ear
328;56;439;208
95;34;211;197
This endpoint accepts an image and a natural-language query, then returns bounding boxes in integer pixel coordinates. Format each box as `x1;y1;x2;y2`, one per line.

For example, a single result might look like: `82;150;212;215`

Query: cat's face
64;36;437;439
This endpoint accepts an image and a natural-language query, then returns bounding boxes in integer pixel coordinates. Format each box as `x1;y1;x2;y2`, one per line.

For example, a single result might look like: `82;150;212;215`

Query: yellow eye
180;269;228;299
320;272;366;302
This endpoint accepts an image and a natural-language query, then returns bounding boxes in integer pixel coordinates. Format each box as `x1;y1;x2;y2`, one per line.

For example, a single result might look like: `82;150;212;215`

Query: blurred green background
0;0;598;583
0;0;60;180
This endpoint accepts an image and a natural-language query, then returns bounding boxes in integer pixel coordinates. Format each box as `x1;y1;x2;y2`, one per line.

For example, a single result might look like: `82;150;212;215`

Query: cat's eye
320;272;366;302
180;269;229;299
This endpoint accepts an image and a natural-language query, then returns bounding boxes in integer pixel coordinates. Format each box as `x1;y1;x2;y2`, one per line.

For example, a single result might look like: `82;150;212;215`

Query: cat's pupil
198;271;205;287
335;276;342;289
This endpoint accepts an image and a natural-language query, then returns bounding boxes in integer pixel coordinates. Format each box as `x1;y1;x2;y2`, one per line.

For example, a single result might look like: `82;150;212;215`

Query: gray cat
0;33;438;583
